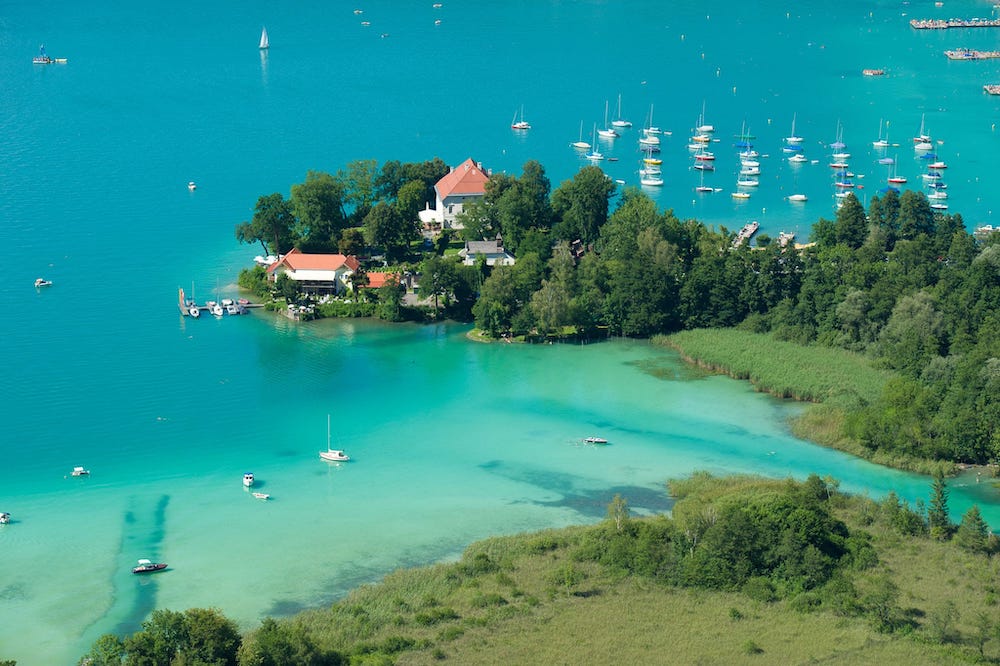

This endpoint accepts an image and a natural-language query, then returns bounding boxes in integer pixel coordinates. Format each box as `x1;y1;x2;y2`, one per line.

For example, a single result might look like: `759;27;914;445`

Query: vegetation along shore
73;474;1000;664
236;157;1000;477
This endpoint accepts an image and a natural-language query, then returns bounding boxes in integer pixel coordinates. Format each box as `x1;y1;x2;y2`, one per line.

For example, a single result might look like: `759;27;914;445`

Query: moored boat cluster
911;17;1000;29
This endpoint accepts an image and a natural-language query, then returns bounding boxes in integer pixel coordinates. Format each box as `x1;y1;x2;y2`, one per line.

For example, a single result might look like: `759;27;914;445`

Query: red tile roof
364;272;398;289
435;158;489;199
267;248;361;274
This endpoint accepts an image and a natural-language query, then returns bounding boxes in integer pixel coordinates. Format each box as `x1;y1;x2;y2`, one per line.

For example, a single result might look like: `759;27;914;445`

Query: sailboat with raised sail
571;120;591;150
611;93;632;128
598;101;618;139
259;27;270;50
511;106;531;130
319;414;350;462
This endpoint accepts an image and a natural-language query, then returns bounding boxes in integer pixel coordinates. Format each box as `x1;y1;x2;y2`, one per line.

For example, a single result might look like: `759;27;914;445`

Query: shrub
470;593;508;609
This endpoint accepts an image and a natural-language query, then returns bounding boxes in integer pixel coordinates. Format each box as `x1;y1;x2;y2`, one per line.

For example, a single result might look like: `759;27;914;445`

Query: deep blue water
3;2;1000;663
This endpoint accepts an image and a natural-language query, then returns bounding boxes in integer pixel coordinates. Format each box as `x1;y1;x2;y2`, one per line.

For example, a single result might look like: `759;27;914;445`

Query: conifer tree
955;505;990;553
927;473;952;541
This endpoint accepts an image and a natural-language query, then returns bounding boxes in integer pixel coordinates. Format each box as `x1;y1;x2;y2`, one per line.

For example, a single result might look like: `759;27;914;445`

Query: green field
232;477;999;665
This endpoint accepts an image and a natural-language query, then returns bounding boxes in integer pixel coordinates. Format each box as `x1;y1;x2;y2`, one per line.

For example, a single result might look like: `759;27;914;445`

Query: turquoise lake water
4;2;1000;663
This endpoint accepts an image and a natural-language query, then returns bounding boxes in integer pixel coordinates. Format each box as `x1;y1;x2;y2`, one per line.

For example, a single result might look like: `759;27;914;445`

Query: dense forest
235;158;1000;468
74;474;999;665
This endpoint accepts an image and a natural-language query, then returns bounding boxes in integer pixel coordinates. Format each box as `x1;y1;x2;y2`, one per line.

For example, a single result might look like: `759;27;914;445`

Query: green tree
607;494;630;532
393;180;426;225
79;634;124;665
123;609;190;665
274;273;299;303
375;278;404;322
955;504;990;553
237;618;334;666
181;608;241;665
339;159;379;225
876;291;943;378
927;472;952;540
337;228;365;256
551;166;615;244
897;190;935;240
290;171;347;251
236;193;296;255
834;194;868;249
363;202;415;262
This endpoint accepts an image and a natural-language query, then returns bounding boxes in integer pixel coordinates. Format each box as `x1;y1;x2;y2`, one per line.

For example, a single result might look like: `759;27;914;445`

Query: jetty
945;49;1000;60
732;221;759;248
911;18;1000;30
984;84;1000;95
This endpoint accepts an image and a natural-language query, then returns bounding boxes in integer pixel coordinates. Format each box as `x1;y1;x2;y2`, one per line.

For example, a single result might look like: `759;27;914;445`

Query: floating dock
911;18;1000;29
945;49;1000;60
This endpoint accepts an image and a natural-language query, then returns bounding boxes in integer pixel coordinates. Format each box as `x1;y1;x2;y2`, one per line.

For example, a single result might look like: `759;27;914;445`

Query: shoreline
656;332;974;479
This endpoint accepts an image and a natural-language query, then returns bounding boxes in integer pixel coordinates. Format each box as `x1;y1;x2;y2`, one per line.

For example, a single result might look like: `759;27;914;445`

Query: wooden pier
912;18;1000;30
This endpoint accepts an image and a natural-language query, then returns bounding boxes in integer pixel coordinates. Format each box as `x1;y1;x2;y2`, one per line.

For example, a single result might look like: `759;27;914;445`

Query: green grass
266;498;999;665
656;328;894;404
655;328;956;475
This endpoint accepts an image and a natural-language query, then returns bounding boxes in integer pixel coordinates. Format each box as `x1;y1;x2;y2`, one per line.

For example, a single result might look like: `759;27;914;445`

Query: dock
732;221;760;248
911;18;1000;30
945;49;1000;60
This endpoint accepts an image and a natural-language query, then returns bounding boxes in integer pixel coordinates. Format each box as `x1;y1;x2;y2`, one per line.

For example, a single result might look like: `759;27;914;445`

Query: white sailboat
597;101;618;139
319;414;350;462
585;125;605;160
611;93;632;128
873;119;889;148
259;27;269;50
571;120;591;150
696;100;714;134
511;105;531;130
785;112;803;144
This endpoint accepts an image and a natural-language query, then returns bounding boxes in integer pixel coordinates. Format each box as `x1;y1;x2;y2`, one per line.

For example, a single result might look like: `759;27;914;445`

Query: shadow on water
479;460;674;517
112;494;170;635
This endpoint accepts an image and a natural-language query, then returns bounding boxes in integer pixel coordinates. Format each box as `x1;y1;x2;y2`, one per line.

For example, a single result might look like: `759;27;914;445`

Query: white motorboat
0;512;10;524
132;558;167;574
189;305;200;318
34;278;52;288
188;181;197;190
584;436;608;444
788;154;808;163
731;191;751;200
787;194;808;202
243;472;254;487
71;466;90;477
252;492;270;500
319;414;350;462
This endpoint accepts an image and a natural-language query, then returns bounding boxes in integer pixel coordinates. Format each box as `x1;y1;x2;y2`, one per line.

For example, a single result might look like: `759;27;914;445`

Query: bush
470;593;508;609
742;640;764;655
742;577;778;603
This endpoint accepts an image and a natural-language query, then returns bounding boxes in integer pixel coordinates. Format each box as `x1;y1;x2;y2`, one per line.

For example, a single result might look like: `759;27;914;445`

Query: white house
458;238;516;266
418;157;490;230
266;248;361;295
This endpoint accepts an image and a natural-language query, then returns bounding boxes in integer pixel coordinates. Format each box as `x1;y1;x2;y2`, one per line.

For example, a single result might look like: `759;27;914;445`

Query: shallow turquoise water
3;2;1000;663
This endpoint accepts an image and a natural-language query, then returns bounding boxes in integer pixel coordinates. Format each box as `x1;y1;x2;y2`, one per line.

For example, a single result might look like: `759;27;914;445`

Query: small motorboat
34;278;52;288
0;512;10;524
584;436;608;444
187;181;197;190
132;559;167;574
243;472;254;487
71;466;90;477
252;492;270;500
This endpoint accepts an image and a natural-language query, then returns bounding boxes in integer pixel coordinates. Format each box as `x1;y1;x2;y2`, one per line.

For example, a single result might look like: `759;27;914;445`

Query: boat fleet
539;95;960;215
178;288;251;318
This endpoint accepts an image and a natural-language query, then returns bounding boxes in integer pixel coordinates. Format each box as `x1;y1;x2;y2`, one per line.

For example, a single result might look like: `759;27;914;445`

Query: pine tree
955;505;990;553
927;473;952;541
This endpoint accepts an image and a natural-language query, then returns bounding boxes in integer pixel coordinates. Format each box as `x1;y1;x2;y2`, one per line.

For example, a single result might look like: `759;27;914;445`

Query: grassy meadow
656;329;958;475
238;476;999;665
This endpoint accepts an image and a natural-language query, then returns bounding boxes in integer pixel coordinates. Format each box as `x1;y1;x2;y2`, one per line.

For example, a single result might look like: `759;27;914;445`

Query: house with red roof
266;248;361;295
418;157;490;230
362;272;398;289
